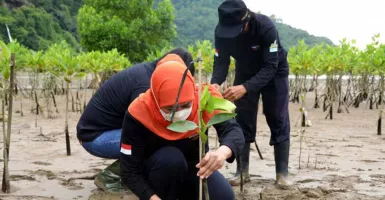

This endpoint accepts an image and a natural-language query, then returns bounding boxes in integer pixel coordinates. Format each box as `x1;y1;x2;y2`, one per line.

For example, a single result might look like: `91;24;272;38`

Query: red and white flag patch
215;49;219;57
120;143;132;155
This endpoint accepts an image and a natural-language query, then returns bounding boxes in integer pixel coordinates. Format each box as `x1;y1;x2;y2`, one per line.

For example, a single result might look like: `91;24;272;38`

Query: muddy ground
0;87;384;200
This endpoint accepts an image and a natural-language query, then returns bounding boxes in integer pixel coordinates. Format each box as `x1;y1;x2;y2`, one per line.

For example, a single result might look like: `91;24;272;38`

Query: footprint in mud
315;153;339;157
260;186;307;200
360;159;381;163
32;161;52;166
66;168;100;175
0;195;57;200
344;144;363;148
296;178;321;184
9;174;36;181
349;136;369;139
370;174;385;182
60;179;84;191
88;189;138;200
30;169;57;180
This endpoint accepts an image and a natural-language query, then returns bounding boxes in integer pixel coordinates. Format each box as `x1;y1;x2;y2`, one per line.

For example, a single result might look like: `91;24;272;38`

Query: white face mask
160;106;192;122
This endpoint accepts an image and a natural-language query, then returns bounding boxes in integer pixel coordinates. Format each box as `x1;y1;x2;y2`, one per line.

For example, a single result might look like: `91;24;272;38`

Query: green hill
0;0;333;52
159;0;334;49
0;0;83;50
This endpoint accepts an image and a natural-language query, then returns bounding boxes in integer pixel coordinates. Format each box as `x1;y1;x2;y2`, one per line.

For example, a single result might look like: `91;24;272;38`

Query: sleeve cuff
140;188;156;200
241;83;249;93
220;142;238;163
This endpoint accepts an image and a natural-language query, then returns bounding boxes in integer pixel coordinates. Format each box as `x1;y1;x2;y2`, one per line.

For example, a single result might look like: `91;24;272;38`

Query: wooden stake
2;53;15;193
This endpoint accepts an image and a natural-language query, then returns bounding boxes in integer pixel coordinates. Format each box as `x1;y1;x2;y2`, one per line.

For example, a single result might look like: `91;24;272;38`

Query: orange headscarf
128;54;222;140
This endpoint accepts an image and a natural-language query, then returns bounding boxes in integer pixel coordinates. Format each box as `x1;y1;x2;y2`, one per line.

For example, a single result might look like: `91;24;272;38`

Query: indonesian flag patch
215;49;219;57
120;143;132;155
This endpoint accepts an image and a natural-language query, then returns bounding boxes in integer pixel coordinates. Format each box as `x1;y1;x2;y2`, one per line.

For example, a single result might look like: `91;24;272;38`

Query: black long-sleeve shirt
76;61;157;142
211;13;289;94
120;111;245;200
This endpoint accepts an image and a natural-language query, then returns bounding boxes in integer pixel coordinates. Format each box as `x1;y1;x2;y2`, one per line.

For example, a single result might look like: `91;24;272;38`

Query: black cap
215;0;249;38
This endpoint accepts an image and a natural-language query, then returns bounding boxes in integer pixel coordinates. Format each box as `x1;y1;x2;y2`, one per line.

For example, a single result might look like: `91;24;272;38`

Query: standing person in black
76;48;196;194
210;0;291;187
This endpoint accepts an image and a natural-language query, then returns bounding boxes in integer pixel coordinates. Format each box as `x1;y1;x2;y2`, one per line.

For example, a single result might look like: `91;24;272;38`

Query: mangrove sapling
298;128;305;170
65;80;71;155
167;54;237;200
313;74;320;109
72;94;75;112
76;90;80;113
378;78;384;136
50;92;59;114
337;74;344;113
323;93;328;112
1;98;8;192
1;52;15;193
368;76;375;110
373;43;385;134
83;75;88;111
47;43;87;155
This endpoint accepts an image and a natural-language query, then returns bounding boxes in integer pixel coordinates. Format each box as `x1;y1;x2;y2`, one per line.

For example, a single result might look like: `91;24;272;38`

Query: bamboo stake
197;50;210;200
65;81;71;155
2;53;15;192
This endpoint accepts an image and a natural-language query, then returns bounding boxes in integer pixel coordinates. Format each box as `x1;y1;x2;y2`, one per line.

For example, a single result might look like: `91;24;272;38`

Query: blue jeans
82;129;122;159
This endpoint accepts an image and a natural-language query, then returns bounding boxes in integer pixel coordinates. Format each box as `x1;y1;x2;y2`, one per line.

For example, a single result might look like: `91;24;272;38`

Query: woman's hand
196;145;232;179
150;194;161;200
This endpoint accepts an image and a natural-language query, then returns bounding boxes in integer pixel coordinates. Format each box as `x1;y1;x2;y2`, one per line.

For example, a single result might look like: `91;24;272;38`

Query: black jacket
211;13;289;95
76;61;158;142
120;111;245;200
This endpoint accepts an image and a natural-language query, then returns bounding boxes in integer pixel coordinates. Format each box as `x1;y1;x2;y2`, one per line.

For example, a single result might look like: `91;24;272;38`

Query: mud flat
0;90;384;199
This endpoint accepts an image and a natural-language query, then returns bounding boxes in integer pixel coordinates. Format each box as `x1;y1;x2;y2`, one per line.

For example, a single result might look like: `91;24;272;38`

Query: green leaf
64;76;71;83
74;72;87;80
206;113;237;127
206;96;236;113
167;120;198;133
0;41;10;61
3;67;10;80
199;85;210;110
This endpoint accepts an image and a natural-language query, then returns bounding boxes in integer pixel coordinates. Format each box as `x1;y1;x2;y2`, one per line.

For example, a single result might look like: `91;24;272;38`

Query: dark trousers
142;146;235;200
234;77;290;145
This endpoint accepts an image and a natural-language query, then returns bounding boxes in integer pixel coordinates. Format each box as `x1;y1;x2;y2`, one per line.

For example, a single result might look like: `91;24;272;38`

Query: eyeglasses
169;57;202;122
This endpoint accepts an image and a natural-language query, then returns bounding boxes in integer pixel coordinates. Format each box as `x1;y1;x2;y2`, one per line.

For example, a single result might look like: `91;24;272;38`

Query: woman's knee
81;131;121;159
208;171;235;200
149;146;187;173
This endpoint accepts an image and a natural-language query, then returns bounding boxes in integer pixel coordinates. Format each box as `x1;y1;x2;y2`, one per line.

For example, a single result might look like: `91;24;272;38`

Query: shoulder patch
269;40;278;52
215;49;219;57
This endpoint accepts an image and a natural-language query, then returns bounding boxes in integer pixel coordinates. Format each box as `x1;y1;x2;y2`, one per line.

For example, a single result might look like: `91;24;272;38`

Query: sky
243;0;385;49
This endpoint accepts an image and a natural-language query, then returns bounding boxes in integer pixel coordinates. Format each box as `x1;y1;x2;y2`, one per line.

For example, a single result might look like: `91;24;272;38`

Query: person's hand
196;145;232;179
223;85;247;101
211;84;221;92
150;194;161;200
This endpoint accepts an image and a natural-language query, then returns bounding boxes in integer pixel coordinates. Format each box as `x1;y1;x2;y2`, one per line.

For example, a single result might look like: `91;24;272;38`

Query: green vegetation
77;0;176;63
0;0;82;50
1;0;333;59
156;0;334;49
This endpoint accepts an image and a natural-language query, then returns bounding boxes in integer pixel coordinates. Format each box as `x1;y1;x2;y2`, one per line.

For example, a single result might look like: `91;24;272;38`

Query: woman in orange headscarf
120;54;245;200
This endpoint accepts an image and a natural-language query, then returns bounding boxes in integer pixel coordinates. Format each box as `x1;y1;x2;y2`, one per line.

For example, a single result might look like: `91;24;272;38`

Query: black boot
229;143;250;186
94;160;132;194
274;140;290;188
